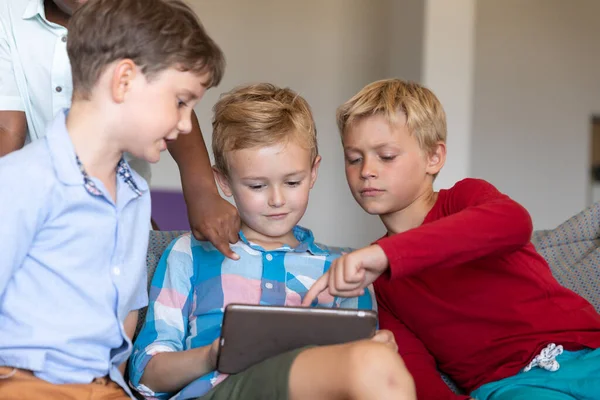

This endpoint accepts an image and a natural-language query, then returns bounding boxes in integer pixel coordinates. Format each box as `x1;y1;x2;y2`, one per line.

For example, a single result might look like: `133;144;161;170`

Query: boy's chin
127;149;161;164
359;202;392;216
365;208;386;216
148;151;162;164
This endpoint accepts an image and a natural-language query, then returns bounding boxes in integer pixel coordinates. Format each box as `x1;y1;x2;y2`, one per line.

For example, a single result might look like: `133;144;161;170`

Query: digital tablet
216;304;377;374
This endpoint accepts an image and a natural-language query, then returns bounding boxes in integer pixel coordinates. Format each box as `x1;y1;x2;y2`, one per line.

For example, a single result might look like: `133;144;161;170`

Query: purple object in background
151;189;190;231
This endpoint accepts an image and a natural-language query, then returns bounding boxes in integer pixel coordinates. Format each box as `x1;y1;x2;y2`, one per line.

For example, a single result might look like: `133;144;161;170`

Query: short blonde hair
336;79;446;154
212;83;318;176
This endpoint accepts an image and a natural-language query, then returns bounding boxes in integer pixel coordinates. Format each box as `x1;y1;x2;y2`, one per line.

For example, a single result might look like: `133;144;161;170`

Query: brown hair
212;83;318;176
68;0;225;100
336;79;447;154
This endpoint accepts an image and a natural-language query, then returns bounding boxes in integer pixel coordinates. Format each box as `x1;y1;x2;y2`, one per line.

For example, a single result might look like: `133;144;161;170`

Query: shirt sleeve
0;19;25;111
377;292;471;400
129;266;149;312
0;157;48;296
377;178;533;279
336;284;377;312
128;235;195;399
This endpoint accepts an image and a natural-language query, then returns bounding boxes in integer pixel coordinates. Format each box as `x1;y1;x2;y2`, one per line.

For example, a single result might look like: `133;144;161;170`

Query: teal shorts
471;347;600;400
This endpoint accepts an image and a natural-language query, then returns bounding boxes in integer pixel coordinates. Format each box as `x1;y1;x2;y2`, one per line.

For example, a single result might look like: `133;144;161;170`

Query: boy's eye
286;181;301;187
248;184;264;190
346;157;362;165
380;155;397;162
177;100;188;108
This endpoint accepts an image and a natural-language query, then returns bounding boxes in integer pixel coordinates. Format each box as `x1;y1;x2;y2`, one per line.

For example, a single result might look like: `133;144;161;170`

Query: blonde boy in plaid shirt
130;83;416;400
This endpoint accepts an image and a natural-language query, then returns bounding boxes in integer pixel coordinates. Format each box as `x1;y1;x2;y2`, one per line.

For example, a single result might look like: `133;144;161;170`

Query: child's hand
208;338;220;369
371;329;398;352
302;245;389;306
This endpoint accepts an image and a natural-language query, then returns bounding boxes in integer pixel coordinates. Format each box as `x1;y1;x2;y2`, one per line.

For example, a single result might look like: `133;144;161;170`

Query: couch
138;202;600;395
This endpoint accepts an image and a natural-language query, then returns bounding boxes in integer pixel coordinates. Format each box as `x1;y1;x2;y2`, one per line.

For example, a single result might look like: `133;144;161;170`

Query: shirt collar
76;157;145;197
22;0;44;20
239;225;330;256
46;109;148;196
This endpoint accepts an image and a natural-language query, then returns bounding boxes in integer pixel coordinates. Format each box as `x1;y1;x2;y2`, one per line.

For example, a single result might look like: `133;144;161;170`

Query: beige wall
471;0;600;229
151;0;425;247
424;0;476;191
152;0;598;243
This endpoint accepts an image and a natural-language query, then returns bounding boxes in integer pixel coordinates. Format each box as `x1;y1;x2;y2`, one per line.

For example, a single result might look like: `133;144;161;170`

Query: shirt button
61;35;67;43
55;86;63;93
265;254;273;261
112;267;121;276
265;282;274;289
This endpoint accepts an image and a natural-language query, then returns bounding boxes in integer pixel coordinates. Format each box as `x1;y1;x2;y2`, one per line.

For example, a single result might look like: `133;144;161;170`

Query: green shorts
198;347;307;400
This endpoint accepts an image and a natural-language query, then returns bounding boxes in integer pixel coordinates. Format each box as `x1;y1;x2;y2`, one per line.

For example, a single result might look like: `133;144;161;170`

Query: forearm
168;111;219;196
170;110;240;252
0;111;27;156
379;195;532;279
140;345;214;393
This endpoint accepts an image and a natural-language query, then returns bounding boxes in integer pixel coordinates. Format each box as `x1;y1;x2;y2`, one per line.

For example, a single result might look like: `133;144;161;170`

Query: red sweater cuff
376;235;403;280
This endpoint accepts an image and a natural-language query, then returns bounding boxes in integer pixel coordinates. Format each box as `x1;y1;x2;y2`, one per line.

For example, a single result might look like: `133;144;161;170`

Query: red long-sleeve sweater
374;178;600;399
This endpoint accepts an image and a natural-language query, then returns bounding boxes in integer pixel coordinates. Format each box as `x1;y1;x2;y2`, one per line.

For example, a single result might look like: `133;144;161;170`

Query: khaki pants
0;367;129;400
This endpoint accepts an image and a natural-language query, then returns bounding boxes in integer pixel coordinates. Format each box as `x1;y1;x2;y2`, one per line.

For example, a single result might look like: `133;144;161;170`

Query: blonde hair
212;83;318;176
336;79;447;154
68;0;225;100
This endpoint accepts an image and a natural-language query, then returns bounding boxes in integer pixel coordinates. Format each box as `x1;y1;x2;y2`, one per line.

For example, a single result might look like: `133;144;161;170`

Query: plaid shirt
129;226;376;399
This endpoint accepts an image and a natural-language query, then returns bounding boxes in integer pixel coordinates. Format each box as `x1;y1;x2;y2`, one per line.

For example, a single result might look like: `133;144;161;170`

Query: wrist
191;345;216;373
373;244;389;269
208;342;219;369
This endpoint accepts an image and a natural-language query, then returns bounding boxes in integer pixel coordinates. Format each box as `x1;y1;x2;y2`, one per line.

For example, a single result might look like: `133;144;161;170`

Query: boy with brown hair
304;78;600;399
130;83;416;400
1;0;240;259
0;0;224;398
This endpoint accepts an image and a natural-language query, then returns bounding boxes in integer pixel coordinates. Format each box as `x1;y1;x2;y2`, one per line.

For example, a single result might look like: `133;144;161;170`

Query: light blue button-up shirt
0;0;151;181
0;110;150;397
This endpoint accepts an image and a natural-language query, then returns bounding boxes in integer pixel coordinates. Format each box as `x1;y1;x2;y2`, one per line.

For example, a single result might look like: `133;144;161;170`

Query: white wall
422;0;476;191
152;0;598;242
471;0;600;230
388;0;425;82
152;0;425;248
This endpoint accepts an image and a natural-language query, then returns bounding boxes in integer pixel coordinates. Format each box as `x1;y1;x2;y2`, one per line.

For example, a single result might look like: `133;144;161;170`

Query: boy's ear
426;142;446;176
309;155;322;189
213;166;233;197
111;59;137;103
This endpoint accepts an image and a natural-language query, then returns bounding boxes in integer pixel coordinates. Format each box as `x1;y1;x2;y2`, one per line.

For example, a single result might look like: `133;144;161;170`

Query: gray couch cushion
137;230;186;336
531;202;600;312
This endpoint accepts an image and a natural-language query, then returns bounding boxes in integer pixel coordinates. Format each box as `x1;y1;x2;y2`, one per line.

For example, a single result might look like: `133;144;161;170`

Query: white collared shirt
0;0;151;181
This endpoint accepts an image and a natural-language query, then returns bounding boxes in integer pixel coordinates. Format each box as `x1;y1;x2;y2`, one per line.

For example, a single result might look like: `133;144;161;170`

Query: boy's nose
268;187;285;207
177;115;193;135
360;159;377;179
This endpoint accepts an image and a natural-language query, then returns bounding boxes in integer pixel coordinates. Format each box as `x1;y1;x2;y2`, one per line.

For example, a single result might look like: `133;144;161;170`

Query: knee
345;341;415;399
